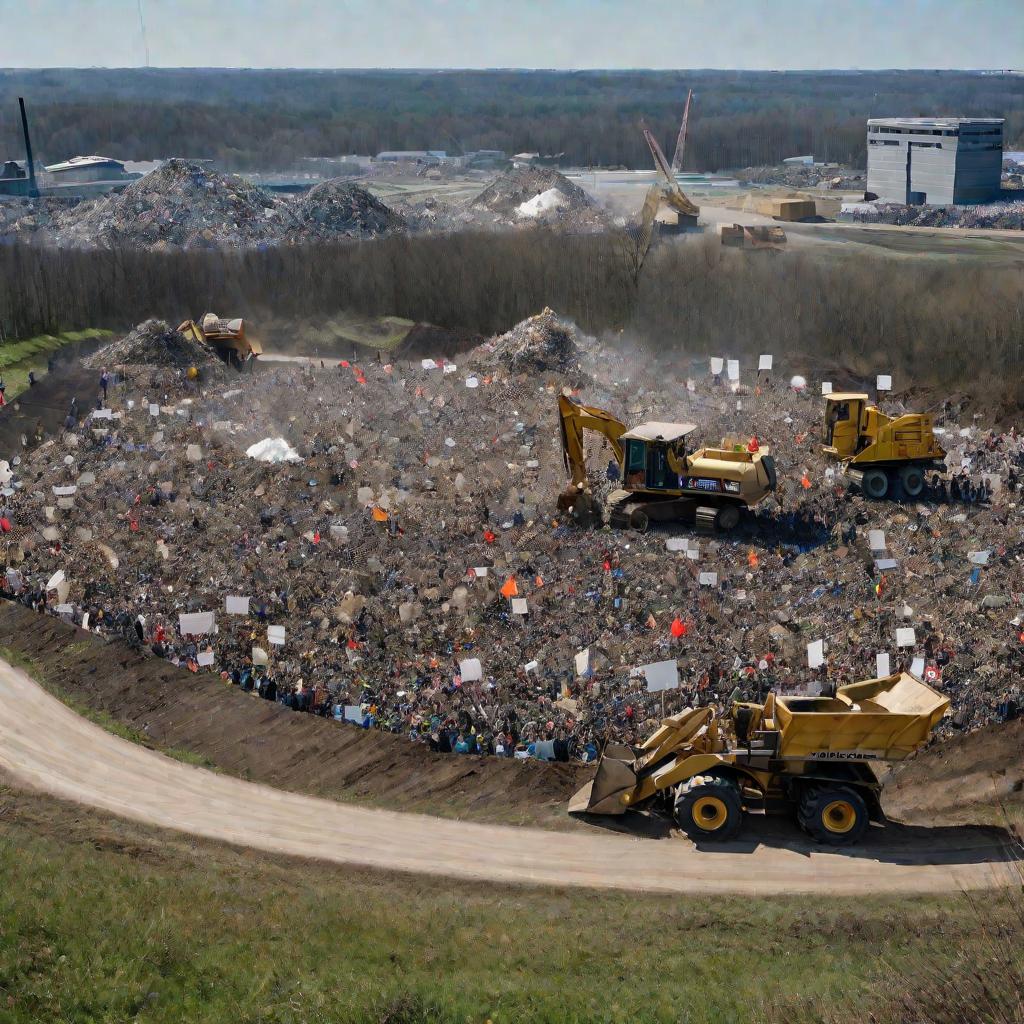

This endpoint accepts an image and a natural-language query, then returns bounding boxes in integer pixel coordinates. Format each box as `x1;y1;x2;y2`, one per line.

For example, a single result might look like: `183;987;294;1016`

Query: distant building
44;155;135;184
866;117;1004;205
783;154;814;166
464;149;507;167
375;150;447;165
0;159;31;197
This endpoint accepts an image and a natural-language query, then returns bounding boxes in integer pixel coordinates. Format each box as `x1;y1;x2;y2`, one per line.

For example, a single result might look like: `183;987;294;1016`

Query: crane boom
641;123;699;219
670;89;692;174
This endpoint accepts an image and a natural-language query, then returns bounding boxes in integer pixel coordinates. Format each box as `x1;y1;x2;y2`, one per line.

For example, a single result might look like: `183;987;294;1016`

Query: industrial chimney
18;97;40;199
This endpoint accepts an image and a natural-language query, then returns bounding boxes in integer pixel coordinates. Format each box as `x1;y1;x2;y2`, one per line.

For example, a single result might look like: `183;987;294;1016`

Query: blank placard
267;624;286;646
807;639;825;669
758;354;773;371
876;652;891;677
643;660;679;693
710;357;724;375
459;658;482;682
896;627;916;648
877;374;892;392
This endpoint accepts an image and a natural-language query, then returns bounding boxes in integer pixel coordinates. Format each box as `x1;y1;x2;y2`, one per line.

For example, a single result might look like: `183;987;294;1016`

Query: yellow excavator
557;394;776;532
178;313;262;368
570;671;949;845
822;392;946;499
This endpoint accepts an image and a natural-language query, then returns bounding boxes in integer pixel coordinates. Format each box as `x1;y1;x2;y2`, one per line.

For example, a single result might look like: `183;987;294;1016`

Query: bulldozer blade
568;754;638;816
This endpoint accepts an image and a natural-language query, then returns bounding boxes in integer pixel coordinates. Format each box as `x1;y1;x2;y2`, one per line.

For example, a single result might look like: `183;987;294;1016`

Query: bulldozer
178;313;262;368
570;672;949;845
822;392;946;499
557;394;776;532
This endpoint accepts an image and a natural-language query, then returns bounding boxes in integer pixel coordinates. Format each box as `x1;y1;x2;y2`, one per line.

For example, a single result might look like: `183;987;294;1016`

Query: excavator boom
558;394;626;486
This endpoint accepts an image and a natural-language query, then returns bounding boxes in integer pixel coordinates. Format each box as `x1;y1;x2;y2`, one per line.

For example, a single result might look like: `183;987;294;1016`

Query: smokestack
18;97;40;199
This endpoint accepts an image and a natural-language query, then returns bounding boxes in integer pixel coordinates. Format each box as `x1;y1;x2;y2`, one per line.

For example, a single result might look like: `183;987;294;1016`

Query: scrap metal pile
2;312;1023;761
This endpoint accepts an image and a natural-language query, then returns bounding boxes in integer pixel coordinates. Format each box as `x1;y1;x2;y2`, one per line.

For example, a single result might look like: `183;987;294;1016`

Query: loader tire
675;777;742;842
798;785;868;846
630;509;649;533
715;503;741;532
861;469;889;500
900;465;924;498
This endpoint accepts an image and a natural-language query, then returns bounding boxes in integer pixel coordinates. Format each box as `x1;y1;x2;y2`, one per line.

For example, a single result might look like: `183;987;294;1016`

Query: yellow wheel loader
822;392;946;499
570;672;949;845
557;394;776;532
178;313;262;369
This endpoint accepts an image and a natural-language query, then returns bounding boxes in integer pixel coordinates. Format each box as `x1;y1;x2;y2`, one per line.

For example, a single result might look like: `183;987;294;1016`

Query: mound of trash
56;159;289;249
85;319;221;371
471;167;595;219
491;308;584;375
283;179;406;241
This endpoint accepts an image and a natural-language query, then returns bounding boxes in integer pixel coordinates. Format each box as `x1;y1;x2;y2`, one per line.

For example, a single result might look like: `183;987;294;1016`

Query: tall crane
670;89;693;173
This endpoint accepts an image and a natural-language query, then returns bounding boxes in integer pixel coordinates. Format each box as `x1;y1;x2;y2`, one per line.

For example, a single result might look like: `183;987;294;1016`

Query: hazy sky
1;0;1022;70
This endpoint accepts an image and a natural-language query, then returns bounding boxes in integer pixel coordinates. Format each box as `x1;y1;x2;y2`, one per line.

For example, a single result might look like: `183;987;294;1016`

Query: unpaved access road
0;656;1017;895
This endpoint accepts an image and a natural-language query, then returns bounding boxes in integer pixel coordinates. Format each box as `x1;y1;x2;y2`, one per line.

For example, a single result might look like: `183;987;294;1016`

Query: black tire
900;465;924;497
797;785;869;846
630;509;649;533
715;503;741;531
862;469;889;500
675;777;743;841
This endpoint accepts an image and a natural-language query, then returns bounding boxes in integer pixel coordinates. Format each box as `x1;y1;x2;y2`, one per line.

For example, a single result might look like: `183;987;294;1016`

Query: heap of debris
55;159;290;250
490;308;585;375
282;179;406;242
84;319;221;371
471;167;596;220
0;196;82;240
843;199;1024;231
735;164;865;190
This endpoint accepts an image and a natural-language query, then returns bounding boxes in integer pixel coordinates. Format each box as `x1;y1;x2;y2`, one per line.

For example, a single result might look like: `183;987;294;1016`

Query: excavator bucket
568;743;639;815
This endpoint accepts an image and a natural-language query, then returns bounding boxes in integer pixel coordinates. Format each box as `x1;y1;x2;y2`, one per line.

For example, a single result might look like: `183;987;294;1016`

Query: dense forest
2;233;1021;404
1;68;1022;172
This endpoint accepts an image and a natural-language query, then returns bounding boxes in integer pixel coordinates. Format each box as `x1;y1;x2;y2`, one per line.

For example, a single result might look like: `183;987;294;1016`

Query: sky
1;0;1022;70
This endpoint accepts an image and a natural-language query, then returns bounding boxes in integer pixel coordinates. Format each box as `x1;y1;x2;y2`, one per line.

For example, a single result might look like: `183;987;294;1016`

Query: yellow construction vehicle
178;313;262;368
822;392;946;499
557;394;776;532
570;672;949;845
718;223;787;251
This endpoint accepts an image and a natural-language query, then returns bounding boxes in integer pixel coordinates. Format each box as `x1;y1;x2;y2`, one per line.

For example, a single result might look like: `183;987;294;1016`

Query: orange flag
671;617;687;638
747;549;759;568
500;576;519;598
371;506;389;522
801;473;812;489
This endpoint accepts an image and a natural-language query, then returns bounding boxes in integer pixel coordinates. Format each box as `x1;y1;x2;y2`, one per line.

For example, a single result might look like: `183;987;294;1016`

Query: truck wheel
675;777;743;841
715;504;741;531
630;509;649;533
861;469;889;500
798;785;868;846
900;465;924;497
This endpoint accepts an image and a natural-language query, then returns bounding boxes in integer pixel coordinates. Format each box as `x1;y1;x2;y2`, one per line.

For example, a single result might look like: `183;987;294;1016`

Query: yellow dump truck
570;672;949;845
557;394;777;532
822;392;946;499
178;314;262;368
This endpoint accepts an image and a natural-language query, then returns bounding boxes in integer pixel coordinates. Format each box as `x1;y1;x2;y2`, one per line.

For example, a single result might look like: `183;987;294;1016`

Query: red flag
670;617;687;638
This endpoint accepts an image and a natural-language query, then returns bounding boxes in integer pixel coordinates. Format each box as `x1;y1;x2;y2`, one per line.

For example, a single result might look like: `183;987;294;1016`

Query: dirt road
0;655;1016;895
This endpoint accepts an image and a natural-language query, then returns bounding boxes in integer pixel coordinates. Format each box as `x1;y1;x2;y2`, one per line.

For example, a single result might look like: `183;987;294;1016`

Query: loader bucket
568;744;639;815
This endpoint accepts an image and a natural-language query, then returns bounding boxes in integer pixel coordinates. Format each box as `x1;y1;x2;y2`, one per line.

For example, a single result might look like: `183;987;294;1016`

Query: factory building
866;117;1003;205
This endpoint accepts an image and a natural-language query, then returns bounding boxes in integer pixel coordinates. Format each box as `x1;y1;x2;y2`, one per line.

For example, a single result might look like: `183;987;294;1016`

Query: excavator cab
620;423;695;492
822;393;866;457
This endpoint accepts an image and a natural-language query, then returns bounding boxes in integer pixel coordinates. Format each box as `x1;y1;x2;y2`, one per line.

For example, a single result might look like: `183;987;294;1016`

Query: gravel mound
491;308;584;375
56;159;287;249
85;319;221;370
283;179;406;241
471;167;595;218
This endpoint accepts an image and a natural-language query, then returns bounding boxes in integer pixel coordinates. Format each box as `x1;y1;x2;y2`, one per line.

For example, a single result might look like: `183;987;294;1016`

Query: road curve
0;656;1016;895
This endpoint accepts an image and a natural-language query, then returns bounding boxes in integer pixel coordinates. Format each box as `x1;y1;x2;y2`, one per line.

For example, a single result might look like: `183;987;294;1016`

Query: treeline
1;233;1022;403
1;68;1022;172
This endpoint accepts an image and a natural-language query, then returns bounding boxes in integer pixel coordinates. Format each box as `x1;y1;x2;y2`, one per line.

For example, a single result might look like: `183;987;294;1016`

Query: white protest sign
459;657;482;682
868;530;886;551
421;358;437;370
895;627;916;648
149;403;160;417
179;611;215;635
969;550;990;566
465;377;479;389
443;363;458;375
910;657;925;679
726;359;740;382
642;660;679;693
197;650;215;667
686;548;699;561
710;357;724;375
698;571;718;586
473;567;489;577
251;646;269;666
877;374;892;392
52;485;77;497
574;649;591;677
511;598;528;615
267;624;286;646
225;595;250;616
758;354;773;371
821;381;832;395
874;558;899;571
876;652;891;678
91;408;113;421
666;537;689;552
55;602;74;615
344;705;363;723
807;639;825;669
45;569;66;591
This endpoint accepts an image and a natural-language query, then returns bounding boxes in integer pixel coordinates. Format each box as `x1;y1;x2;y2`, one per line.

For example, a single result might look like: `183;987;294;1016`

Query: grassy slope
0;329;112;398
0;782;1018;1024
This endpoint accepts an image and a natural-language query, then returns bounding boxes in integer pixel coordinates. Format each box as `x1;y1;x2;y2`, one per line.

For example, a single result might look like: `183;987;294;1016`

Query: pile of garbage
489;308;585;376
1;312;1023;766
282;179;406;242
842;199;1024;231
734;164;865;190
0;196;82;239
83;319;221;372
470;167;597;224
55;160;290;249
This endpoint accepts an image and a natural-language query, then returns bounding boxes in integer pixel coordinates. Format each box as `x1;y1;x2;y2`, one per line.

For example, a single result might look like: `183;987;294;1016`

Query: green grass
0;783;1018;1024
0;329;112;398
0;644;217;772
